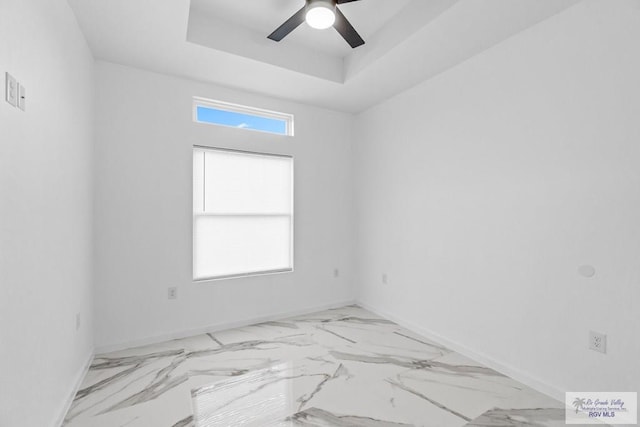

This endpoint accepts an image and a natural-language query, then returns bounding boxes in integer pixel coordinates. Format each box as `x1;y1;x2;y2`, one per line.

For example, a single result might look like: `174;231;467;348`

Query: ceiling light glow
306;3;335;30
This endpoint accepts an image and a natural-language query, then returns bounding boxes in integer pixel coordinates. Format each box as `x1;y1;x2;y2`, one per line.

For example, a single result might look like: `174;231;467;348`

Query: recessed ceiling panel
190;0;412;58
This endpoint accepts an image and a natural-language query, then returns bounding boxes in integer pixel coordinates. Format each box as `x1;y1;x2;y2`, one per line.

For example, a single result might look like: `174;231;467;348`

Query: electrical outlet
168;287;178;300
75;313;81;331
382;273;388;284
5;72;17;107
589;331;606;354
333;268;339;278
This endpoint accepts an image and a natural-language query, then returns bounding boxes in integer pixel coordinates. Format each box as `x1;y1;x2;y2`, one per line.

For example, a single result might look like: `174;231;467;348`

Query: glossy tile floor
64;305;574;426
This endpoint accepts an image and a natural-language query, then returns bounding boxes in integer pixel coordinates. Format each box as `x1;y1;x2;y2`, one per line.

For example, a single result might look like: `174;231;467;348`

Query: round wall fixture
578;265;596;278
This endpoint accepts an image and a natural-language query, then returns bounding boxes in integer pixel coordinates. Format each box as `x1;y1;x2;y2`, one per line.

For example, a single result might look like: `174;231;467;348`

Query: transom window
193;97;294;136
193;147;294;281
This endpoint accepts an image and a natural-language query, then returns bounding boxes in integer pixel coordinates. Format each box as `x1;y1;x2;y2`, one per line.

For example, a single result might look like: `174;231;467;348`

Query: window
193;97;294;136
193;147;294;281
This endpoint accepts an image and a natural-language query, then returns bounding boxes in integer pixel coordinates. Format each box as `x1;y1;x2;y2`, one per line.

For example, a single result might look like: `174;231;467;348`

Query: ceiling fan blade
267;6;307;42
336;0;362;3
333;7;365;48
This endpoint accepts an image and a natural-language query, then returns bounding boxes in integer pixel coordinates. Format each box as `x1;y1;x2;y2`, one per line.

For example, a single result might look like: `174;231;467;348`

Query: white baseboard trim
356;299;565;403
55;349;94;427
95;299;357;354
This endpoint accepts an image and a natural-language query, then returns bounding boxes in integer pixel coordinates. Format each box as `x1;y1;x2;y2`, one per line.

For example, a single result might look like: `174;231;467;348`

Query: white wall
354;0;640;396
0;1;94;426
93;62;354;351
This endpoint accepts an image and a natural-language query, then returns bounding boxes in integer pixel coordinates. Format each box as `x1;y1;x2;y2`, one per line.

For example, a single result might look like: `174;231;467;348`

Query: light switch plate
5;72;18;107
17;83;25;111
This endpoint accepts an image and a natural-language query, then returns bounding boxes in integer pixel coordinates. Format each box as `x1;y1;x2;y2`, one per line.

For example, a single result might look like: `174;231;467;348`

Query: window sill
193;268;294;283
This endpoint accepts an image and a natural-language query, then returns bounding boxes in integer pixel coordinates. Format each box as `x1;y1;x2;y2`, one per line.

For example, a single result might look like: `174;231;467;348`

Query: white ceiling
67;0;581;113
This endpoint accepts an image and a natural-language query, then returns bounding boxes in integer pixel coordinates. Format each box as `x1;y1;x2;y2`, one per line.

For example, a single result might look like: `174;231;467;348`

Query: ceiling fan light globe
306;4;335;30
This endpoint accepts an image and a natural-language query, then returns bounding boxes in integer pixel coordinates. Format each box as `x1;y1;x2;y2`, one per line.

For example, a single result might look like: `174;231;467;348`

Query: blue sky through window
196;106;288;135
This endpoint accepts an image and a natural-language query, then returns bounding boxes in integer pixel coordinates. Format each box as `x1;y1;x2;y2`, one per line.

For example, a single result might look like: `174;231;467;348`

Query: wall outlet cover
589;330;606;354
168;287;178;300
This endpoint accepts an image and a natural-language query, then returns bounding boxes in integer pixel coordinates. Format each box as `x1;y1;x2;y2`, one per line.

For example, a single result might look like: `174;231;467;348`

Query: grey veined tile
288;407;415;426
191;358;345;426
464;387;611;427
388;352;526;422
465;407;567;427
63;306;565;427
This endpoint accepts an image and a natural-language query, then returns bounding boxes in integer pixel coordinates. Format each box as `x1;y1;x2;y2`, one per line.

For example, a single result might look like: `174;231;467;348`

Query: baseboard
54;349;94;427
95;299;357;354
356;299;565;403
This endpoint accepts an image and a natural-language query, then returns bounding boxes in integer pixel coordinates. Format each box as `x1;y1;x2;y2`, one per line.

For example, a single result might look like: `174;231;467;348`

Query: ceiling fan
268;0;365;48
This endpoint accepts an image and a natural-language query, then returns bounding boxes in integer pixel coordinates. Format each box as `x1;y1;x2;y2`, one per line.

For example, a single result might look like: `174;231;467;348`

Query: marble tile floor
63;305;589;427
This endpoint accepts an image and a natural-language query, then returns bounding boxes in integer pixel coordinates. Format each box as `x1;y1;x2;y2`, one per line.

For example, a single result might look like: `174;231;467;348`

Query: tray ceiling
67;0;581;112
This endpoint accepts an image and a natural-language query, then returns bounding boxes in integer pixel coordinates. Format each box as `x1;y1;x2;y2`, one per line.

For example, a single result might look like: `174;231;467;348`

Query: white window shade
193;147;293;280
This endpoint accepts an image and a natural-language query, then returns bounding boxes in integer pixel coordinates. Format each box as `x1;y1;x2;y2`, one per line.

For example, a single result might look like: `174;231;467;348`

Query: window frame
192;145;294;282
193;97;295;136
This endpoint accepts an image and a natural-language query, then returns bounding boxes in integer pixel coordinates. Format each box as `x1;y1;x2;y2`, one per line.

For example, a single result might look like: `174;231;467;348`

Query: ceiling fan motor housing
268;0;364;48
307;0;337;7
306;0;337;29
